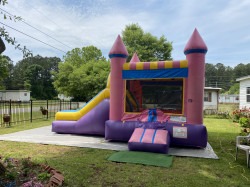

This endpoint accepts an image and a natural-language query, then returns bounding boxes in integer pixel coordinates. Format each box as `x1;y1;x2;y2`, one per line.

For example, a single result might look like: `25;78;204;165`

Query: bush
239;117;250;128
231;107;250;123
204;111;230;119
216;111;230;119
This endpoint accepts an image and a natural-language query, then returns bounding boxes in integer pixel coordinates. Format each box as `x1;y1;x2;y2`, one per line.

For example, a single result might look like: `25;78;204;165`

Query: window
204;92;212;102
246;87;250;102
125;79;183;114
24;93;27;96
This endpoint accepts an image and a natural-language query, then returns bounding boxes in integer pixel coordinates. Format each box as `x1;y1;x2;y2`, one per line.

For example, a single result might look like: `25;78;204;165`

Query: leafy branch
0;0;33;58
0;27;33;58
0;0;7;6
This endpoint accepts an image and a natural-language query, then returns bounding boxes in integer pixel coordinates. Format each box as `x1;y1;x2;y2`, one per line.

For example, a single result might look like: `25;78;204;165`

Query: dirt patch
0;156;64;187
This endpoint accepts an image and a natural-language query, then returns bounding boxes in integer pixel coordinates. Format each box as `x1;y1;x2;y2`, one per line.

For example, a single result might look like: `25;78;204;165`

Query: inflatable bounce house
52;28;208;154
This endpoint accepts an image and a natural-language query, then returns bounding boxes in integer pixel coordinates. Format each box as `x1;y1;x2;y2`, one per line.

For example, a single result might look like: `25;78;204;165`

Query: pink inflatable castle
105;28;208;150
53;28;208;153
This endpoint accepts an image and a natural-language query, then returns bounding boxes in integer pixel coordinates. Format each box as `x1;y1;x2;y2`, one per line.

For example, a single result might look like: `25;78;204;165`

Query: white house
219;94;239;104
236;75;250;109
0;90;31;101
58;94;73;101
203;87;221;114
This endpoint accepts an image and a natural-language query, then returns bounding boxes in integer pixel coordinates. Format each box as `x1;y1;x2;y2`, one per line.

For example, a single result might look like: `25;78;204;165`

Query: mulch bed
0;155;64;187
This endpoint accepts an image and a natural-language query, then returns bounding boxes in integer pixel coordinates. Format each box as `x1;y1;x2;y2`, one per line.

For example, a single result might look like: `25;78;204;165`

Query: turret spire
184;28;208;55
109;35;128;59
130;52;140;63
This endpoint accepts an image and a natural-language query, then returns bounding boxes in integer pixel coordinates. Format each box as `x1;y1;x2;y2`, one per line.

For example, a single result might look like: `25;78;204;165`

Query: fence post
60;100;62;111
46;100;49;119
30;100;33;123
0;101;2;125
9;99;11;126
70;100;72;110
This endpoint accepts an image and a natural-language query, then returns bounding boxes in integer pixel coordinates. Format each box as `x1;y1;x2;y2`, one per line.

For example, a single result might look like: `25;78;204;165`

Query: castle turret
184;29;208;124
129;52;142;109
130;52;140;63
109;35;128;120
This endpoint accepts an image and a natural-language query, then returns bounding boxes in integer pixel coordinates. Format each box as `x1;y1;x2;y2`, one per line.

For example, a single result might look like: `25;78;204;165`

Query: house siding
219;94;239;103
204;91;218;110
239;79;250;109
0;90;30;101
203;88;221;114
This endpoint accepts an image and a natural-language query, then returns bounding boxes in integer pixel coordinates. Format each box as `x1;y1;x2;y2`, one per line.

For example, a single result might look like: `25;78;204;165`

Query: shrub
37;172;50;182
216;111;230;119
231;107;250;123
203;111;230;119
239;117;250;128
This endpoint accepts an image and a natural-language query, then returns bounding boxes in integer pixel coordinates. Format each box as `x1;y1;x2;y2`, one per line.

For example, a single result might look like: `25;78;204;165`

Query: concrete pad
0;126;218;159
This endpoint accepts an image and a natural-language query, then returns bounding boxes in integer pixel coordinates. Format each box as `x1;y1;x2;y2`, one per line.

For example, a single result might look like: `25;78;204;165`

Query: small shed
236;75;250;109
203;87;221;114
0;90;31;101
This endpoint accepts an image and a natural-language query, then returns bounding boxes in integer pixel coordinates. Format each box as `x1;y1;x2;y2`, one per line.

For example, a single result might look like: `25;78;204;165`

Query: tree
24;64;44;99
122;23;173;62
63;46;105;68
9;55;60;99
2;55;13;89
53;46;110;101
205;63;217;87
0;54;9;89
234;63;249;78
205;63;234;91
204;62;250;93
227;83;239;94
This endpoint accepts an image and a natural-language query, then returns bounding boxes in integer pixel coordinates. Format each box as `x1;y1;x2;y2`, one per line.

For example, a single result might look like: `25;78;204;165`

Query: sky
1;0;250;67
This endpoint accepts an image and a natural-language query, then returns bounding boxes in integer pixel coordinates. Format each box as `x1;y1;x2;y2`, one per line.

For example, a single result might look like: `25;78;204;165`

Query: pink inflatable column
129;52;142;108
109;35;128;120
184;29;208;124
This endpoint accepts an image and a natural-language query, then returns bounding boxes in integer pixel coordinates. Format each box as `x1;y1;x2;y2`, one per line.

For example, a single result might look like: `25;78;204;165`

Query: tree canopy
4;55;61;99
53;46;110;101
0;55;10;89
205;62;250;93
122;23;173;62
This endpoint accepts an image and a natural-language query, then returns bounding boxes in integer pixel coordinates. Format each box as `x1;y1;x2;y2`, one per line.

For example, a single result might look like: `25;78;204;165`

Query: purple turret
109;35;128;120
184;29;208;124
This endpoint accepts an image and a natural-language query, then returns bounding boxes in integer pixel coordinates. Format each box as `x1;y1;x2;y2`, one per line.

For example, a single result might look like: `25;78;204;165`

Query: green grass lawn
0;118;250;186
218;103;239;113
0;119;53;135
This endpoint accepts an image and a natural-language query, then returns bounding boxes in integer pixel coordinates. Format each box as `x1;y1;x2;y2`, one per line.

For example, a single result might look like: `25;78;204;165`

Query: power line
23;3;63;33
0;21;67;54
10;2;107;50
25;2;106;48
0;7;72;49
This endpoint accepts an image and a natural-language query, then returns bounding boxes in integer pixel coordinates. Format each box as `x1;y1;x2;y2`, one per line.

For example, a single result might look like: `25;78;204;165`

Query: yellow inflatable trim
55;88;110;121
126;90;137;110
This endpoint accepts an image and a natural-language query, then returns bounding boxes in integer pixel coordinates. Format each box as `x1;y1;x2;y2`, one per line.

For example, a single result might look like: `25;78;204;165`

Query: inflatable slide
52;76;110;135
